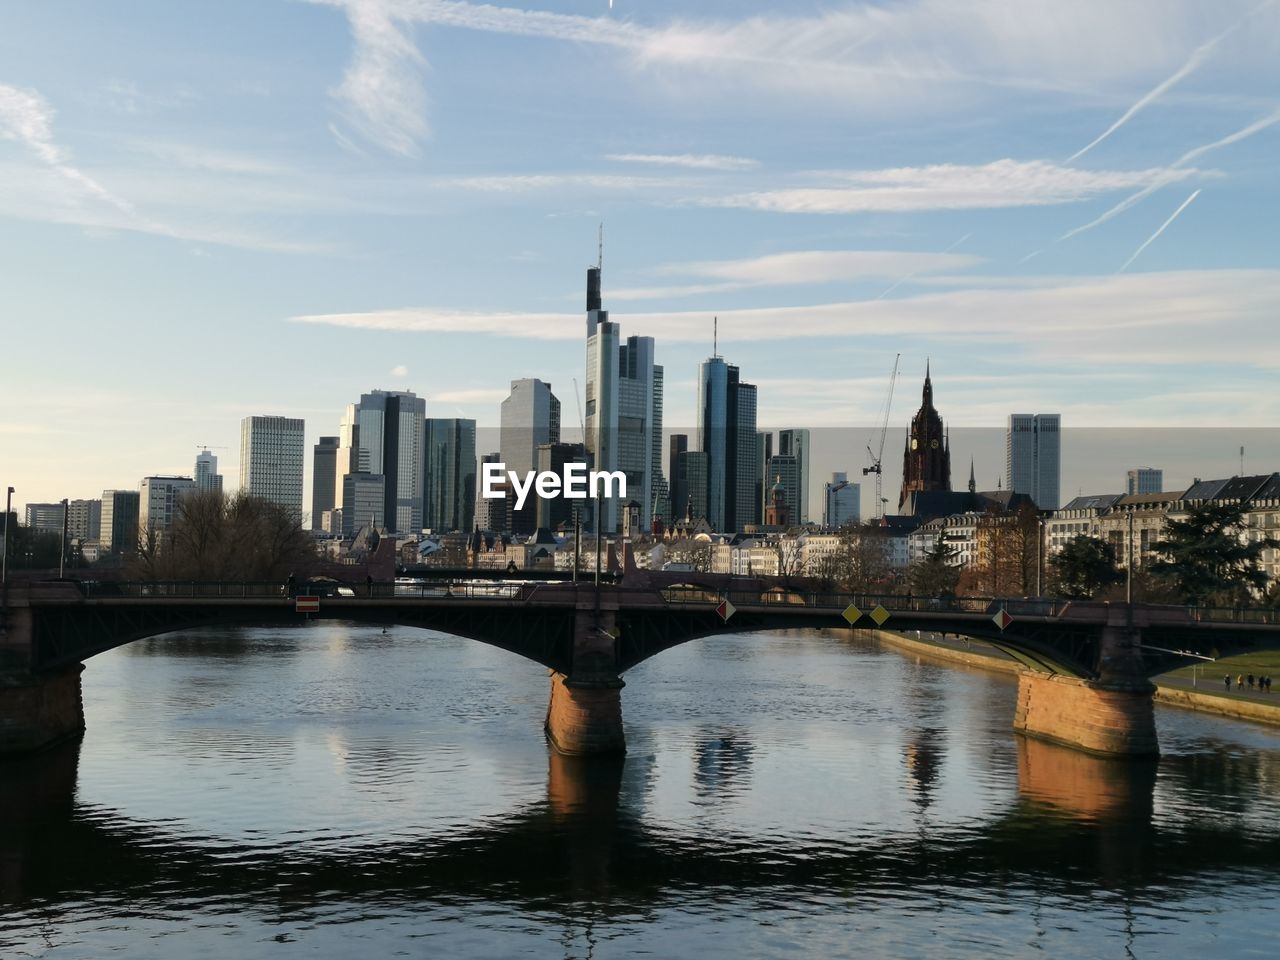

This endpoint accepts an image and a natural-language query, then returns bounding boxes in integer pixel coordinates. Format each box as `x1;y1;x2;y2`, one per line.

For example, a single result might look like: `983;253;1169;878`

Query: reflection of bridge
4;735;1280;917
4;575;1280;758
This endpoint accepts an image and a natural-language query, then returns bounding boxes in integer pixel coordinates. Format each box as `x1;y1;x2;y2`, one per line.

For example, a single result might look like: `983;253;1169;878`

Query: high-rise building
756;431;773;526
100;490;140;555
584;262;619;532
668;434;689;520
240;415;305;520
476;452;505;531
23;503;64;534
341;472;385;537
1126;467;1163;496
424;418;477;533
617;335;663;532
500;379;560;478
140;475;197;539
1007;413;1061;510
698;355;758;532
899;364;951;511
778;428;810;524
311;437;339;532
194;449;223;495
536;441;588;531
67;498;102;542
335;403;361;514
344;390;426;534
676;450;710;521
824;472;860;529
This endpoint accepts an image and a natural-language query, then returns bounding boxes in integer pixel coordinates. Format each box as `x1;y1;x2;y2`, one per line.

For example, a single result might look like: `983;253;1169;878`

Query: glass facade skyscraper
424;418;477;533
1006;413;1061;510
239;415;305;520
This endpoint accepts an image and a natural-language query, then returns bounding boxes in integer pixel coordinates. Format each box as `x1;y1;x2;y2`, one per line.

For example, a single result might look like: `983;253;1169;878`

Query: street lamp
59;497;69;579
2;486;13;629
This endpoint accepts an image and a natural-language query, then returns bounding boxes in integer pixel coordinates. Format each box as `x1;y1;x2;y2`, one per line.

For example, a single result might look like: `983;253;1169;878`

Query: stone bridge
4;573;1280;759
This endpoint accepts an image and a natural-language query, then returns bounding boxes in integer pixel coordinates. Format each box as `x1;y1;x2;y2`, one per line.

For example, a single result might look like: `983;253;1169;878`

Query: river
3;624;1280;958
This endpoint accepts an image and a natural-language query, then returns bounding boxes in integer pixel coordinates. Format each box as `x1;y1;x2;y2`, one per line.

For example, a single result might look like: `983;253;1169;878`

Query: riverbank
872;629;1280;727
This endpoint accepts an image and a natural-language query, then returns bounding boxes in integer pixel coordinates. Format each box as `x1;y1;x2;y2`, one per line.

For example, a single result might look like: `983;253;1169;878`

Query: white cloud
391;364;409;377
695;159;1201;215
606;153;758;171
612;249;983;300
289;269;1280;371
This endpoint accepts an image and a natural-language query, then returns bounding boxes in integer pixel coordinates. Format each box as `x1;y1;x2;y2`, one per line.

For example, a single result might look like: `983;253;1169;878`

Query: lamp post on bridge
59;497;69;579
2;486;12;633
1126;510;1134;604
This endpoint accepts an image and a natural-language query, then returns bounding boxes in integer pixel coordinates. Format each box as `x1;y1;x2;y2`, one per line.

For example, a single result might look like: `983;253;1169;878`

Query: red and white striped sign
295;596;320;614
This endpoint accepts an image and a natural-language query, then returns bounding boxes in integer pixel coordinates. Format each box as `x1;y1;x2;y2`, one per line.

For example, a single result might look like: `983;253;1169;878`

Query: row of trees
815;500;1277;607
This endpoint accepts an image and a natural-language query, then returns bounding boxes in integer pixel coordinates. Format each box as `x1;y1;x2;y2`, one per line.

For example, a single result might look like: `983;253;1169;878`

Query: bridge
4;573;1280;759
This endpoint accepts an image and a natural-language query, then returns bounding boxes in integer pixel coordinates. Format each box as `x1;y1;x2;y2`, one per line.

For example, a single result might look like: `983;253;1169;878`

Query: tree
973;504;1040;596
907;533;961;597
816;523;894;592
1048;534;1123;599
1148;501;1278;606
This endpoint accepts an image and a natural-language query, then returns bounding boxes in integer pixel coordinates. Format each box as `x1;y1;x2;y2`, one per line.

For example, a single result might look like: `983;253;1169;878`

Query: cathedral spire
922;359;933;407
969;458;976;494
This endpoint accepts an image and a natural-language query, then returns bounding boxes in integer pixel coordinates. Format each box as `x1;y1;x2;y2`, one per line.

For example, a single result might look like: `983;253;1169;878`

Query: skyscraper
500;379;560;478
239;415;305;520
778;428;811;524
424;418;477;533
823;472;860;529
194;449;223;495
618;335;663;532
99;490;140;555
311;437;339;531
698;354;758;532
341;473;385;537
343;390;426;534
66;498;101;542
899;364;951;512
1006;413;1061;510
584;261;619;532
140;475;197;539
1126;467;1163;496
668;434;689;520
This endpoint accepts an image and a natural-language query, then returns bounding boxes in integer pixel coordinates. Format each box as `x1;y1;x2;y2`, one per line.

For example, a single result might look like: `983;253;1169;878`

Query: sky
1;0;1278;518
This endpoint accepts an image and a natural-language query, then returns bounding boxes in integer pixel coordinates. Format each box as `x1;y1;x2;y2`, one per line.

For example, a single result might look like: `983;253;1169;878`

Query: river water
3;624;1280;959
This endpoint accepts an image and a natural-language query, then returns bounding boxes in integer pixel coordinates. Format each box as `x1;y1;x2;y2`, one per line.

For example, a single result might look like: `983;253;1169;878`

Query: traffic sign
295;596;320;614
716;599;737;622
842;603;863;625
869;605;890;626
992;608;1013;631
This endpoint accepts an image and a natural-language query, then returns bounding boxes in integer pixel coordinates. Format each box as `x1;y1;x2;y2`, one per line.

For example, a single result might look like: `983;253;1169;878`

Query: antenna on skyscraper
713;316;718;358
597;223;603;274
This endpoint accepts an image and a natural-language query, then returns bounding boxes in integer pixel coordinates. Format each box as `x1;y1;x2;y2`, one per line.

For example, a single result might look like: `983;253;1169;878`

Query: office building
67;498;101;542
668;434;689;521
584;261;620;532
311;437;339;531
341;472;385;537
1007;413;1061;510
24;503;64;534
778;428;811;524
500;379;560;478
424;418;477;533
240;415;305;520
341;390;426;534
823;472;860;529
698;355;758;532
1126;467;1163;496
140;475;197;538
99;490;140;555
194;449;223;495
676;450;710;521
617;335;663;532
536;441;589;531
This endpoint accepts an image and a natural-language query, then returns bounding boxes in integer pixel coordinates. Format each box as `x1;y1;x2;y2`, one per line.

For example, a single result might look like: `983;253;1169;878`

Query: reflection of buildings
904;728;944;812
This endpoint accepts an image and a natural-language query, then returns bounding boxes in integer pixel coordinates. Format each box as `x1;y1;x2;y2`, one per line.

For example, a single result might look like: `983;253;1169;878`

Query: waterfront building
698;354;758;532
311;437;339;531
1126;467;1163;496
1006;413;1061;510
1045;494;1124;555
99;490;140;555
194;449;223;495
899;364;951;512
140;475;196;539
823;472;860;529
424;418;477;533
500;380;560;480
239;415;305;520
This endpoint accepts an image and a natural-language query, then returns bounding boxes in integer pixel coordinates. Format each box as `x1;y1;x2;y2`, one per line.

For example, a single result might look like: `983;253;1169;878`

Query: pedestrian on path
1225;674;1233;691
1237;674;1245;691
1248;673;1256;690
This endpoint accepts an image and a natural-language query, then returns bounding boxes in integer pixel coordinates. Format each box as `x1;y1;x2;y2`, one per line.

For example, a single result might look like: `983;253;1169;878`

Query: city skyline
2;1;1278;513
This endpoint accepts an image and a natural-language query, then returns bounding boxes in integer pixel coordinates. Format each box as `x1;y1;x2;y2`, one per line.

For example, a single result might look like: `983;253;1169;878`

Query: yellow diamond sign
869;605;890;626
842;603;863;625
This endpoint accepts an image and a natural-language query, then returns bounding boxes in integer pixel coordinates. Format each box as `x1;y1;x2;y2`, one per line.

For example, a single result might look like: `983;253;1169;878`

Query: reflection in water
3;624;1280;959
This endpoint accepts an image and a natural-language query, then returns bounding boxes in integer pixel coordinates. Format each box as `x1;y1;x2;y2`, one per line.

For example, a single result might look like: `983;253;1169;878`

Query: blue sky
2;0;1278;515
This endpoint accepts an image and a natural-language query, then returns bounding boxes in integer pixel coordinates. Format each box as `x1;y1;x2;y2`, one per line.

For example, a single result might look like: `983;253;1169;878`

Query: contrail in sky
1068;2;1275;163
1117;189;1201;273
1060;106;1280;243
875;232;972;299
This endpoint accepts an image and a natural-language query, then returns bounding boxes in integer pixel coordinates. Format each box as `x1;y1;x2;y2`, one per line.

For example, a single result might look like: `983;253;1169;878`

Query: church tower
898;362;951;510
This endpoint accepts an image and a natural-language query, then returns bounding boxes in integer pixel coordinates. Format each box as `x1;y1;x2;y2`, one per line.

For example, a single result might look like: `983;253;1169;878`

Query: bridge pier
545;672;626;755
0;665;86;755
1013;673;1158;758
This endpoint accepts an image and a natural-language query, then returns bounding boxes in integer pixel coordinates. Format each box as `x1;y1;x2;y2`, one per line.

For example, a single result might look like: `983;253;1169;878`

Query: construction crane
572;378;586;441
862;353;900;520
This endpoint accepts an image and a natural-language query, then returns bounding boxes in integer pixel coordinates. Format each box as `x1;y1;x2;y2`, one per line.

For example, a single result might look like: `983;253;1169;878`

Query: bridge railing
657;587;1069;618
1188;604;1280;625
75;580;535;602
